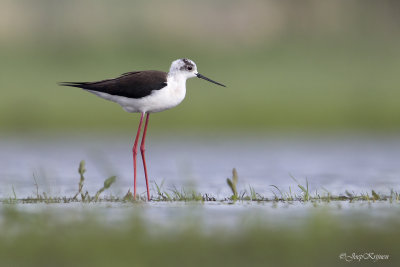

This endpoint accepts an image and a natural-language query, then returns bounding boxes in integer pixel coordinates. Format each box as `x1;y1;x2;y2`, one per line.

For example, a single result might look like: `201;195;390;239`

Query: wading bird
60;58;226;200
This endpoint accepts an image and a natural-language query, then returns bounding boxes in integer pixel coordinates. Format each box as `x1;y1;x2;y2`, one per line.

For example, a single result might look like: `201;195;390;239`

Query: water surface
1;133;399;199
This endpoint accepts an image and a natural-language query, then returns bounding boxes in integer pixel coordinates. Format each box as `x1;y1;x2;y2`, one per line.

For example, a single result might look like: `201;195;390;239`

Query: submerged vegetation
1;161;399;205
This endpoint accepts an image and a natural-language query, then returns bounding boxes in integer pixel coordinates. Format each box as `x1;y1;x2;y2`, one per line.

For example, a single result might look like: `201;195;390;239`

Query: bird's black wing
59;70;168;99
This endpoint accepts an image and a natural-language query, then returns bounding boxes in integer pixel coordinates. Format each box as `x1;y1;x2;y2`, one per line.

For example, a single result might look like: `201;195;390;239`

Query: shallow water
1;133;400;226
1;133;399;199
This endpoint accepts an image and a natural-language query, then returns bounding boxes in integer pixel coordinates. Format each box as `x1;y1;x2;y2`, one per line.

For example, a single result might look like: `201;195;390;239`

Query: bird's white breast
88;74;187;113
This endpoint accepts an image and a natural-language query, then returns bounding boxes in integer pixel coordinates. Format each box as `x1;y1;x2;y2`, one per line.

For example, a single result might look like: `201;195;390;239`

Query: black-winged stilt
60;58;226;200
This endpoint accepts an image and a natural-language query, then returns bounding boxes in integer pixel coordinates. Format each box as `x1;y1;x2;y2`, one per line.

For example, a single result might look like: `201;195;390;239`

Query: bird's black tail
58;82;90;89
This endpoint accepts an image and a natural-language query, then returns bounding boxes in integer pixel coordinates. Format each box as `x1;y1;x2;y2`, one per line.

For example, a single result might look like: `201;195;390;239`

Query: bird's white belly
87;82;186;113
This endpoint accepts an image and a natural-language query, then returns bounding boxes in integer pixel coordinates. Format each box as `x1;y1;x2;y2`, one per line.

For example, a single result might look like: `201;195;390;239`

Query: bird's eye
187;66;193;71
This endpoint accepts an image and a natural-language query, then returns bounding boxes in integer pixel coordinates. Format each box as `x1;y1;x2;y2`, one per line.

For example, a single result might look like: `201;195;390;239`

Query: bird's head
169;58;226;87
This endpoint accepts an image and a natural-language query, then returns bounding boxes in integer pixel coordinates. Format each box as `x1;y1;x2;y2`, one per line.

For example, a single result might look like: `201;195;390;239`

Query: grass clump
1;164;399;205
94;176;116;201
227;168;238;200
3;161;118;204
73;160;86;200
153;181;208;202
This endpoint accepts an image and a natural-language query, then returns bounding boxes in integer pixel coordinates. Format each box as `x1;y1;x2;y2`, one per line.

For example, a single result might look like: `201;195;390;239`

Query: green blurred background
1;0;400;134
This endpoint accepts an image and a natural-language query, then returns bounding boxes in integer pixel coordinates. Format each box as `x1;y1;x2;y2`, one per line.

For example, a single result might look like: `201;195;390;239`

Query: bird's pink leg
140;113;151;201
133;113;145;199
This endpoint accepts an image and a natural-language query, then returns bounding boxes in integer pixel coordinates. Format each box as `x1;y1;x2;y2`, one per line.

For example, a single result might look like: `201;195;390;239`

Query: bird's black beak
196;73;226;87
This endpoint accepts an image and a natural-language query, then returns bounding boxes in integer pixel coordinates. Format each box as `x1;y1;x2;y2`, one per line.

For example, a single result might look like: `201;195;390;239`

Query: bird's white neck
167;72;188;87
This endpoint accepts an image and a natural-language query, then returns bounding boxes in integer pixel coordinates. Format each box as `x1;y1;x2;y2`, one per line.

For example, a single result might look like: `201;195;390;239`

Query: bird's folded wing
60;70;168;99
